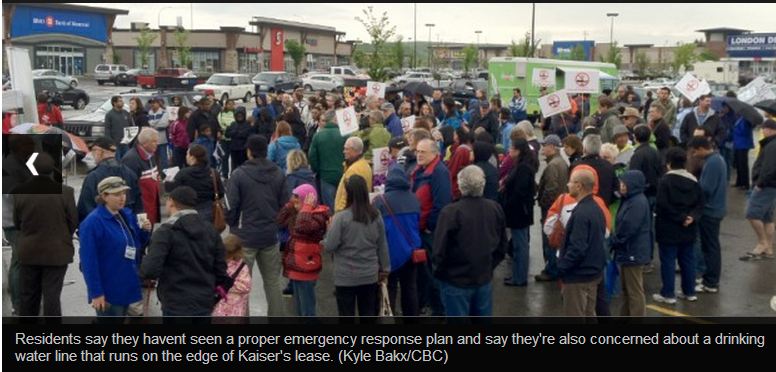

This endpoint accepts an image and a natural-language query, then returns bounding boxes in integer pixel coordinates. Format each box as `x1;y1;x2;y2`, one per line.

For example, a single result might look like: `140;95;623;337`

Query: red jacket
277;203;329;281
37;103;63;127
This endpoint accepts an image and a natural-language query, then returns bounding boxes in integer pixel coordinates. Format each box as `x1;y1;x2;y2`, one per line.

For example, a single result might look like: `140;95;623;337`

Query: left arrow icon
26;152;39;176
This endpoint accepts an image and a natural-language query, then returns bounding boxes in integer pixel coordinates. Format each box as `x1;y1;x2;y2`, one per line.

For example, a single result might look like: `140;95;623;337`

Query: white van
94;64;129;85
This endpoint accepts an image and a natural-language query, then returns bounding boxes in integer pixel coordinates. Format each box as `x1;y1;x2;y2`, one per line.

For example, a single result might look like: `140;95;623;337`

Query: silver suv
94;64;129;86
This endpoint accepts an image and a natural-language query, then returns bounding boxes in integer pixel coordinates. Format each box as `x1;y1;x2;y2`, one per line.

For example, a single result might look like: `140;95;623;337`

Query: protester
216;99;236;178
309;110;347;211
382;102;404;138
335;137;372;212
122;127;162;224
322;175;390;318
629;125;663;205
536;134;568;282
473;101;499;140
226;134;290;316
657;87;677;129
268;121;302;174
448;127;474;200
163;144;224;224
509;88;527;123
212;234;252;317
732;116;755;190
128;97;149;128
225;106;253;171
647;102;672;154
169;106;192;168
36;93;63;127
569;134;618;206
597;96;623;144
680;94;724;147
742;119;776;260
147;96;170;169
473;141;499;202
104;96;132;159
612;125;635;165
501;138;537;287
286;149;316;191
187;96;220;143
653;148;702;304
79;177;151;318
193;124;217;169
357;110;391;163
563;134;584;166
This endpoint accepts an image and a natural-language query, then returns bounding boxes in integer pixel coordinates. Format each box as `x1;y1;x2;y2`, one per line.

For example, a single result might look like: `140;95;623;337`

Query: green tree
635;51;650;76
698;48;719;62
672;42;697;73
509;32;541;57
355;6;396;82
599;41;622;68
174;28;192;69
391;35;405;70
134;28;157;68
570;44;586;61
285;39;306;74
462;45;477;74
352;49;367;69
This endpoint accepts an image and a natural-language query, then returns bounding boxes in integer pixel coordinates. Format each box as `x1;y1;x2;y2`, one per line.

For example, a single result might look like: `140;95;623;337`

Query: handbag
211;170;226;233
379;194;426;265
214;261;246;306
548;194;569;250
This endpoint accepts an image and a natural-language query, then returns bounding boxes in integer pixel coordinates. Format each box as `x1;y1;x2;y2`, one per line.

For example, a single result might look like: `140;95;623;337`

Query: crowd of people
4;80;776;320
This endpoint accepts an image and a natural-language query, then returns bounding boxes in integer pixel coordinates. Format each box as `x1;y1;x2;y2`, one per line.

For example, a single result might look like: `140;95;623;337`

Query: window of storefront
34;45;86;76
171;50;220;72
238;52;259;74
133;51;156;71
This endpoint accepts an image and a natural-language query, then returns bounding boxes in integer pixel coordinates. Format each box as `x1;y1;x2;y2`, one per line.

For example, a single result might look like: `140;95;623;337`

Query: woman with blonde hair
286;149;316;194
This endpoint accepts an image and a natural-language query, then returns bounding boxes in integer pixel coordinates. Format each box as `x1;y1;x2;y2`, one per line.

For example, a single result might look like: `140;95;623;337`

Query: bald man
558;169;607;318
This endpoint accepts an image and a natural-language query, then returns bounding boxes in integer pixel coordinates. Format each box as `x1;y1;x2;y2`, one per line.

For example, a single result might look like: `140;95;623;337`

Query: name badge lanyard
115;213;138;264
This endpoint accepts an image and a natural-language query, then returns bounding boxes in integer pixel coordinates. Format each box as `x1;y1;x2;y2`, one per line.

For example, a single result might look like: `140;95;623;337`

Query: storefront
3;3;127;76
727;33;776;78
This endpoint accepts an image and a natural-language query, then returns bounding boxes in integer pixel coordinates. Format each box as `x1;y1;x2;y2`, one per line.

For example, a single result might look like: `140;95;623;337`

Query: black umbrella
725;97;764;126
403;81;434;98
754;99;776;117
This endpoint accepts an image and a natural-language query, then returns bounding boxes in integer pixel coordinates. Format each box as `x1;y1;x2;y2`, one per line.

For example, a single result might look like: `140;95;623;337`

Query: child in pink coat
212;234;251;316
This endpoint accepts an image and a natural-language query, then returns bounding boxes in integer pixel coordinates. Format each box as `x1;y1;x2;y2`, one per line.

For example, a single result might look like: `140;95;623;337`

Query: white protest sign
372;147;391;175
121;126;140;144
737;77;776;104
563;69;599;94
538;90;572;118
366;81;387;98
336;106;358;136
532;68;556;87
675;73;706;102
166;106;179;122
163;166;180;181
400;115;416;133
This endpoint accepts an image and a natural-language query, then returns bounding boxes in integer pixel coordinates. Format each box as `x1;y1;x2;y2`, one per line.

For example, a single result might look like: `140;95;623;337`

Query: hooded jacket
655;169;704;245
629;142;663;198
164;163;224;207
752;134;776;189
225;107;254;151
611;170;652;266
268;135;302;173
286;166;316;195
373;167;421;271
226;157;290;248
140;210;229;315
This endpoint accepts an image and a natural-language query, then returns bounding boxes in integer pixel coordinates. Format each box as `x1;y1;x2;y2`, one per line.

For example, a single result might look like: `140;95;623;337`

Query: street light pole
413;4;417;69
531;3;535;56
606;12;619;46
475;30;482;69
425;23;435;68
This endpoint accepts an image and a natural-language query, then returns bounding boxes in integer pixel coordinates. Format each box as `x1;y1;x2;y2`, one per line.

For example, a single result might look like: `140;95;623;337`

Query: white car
302;74;344;92
642;77;676;87
32;69;78;88
392;72;434;85
194;73;254;103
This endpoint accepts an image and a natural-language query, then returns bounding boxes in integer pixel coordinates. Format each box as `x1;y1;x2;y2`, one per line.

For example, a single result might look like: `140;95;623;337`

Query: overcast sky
76;3;776;46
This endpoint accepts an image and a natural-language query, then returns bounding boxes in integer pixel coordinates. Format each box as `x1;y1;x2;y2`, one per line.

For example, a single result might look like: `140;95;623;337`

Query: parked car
302;74;344;92
114;68;147;86
63;91;199;142
447;78;488;106
252;71;302;93
94;64;129;85
33;77;90;110
392;72;434;86
137;68;197;89
194;73;254;103
330;65;370;80
32;69;78;88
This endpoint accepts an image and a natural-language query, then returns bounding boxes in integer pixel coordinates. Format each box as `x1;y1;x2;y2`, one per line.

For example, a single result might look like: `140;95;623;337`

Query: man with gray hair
334;136;373;212
432;165;508;316
569;134;618;206
382;102;404;137
121;127;162;224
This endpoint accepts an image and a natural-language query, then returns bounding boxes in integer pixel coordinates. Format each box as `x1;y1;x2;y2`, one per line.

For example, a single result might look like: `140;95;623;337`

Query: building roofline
695;27;751;33
11;3;129;15
249;16;339;34
431;43;511;48
623;44;654;48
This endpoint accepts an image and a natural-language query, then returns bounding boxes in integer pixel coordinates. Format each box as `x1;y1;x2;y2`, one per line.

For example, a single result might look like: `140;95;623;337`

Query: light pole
425;23;435;68
413;4;417;69
475;30;482;69
606;12;619;46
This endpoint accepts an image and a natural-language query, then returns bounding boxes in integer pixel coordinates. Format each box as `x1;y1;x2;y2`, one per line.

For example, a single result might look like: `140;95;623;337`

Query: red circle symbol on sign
686;80;699;92
539;70;549;80
548;94;561;109
575;72;590;87
343;113;352;127
45;16;54;28
371;84;381;94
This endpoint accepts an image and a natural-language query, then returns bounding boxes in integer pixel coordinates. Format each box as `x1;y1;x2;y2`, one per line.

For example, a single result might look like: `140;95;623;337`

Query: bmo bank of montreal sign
11;5;108;43
727;33;776;58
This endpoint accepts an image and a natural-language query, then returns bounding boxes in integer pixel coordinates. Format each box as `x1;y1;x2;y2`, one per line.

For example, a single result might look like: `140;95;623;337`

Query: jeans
734;149;750;188
4;227;20;312
319;181;337;213
659;243;696;298
540;209;558;278
335;283;378;317
720;145;733;182
156;144;169;170
19;264;67;316
699;215;722;288
243;244;284;316
388;260;419;316
96;303;128;318
509;228;530;285
438;280;492;316
417;232;444;316
694;236;706;276
291;280;317;316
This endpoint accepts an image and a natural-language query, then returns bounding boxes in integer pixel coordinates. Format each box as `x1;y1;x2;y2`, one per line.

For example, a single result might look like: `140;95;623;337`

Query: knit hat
292;184;318;207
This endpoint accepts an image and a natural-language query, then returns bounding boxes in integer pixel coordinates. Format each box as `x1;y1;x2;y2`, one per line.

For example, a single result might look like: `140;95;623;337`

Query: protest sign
563;69;599;94
538;90;572;118
400;115;416;133
532;68;556;87
366;81;387;98
372;147;391;175
336;106;359;136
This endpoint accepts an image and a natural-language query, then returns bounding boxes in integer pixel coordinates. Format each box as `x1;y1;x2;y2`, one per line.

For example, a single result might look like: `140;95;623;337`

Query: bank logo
45;15;54;28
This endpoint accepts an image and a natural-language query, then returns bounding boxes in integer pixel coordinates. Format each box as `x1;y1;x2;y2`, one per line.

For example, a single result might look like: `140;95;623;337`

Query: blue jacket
500;122;515;151
700;152;727;218
77;158;142;223
733;117;754;150
509;96;527;122
442;115;463;130
193;135;216;168
373;166;421;272
385;112;404;138
286;166;316;195
557;194;606;283
79;205;149;306
611;170;652;266
268;135;301;174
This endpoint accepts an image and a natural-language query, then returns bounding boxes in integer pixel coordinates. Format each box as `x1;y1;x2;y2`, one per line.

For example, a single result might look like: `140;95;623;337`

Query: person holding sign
104;96;132;160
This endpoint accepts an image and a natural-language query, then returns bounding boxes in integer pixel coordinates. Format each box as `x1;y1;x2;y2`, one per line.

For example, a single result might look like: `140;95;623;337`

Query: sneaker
534;273;558;282
652;294;677;305
677;293;698;302
695;277;704;285
695;284;718;293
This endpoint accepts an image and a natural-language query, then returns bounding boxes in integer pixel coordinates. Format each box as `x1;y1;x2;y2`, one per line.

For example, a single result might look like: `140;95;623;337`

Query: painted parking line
646;304;713;324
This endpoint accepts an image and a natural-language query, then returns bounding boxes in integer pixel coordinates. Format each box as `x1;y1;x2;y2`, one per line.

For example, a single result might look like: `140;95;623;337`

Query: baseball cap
539;134;562;147
388;137;408;149
91;137;117;152
98;176;130;194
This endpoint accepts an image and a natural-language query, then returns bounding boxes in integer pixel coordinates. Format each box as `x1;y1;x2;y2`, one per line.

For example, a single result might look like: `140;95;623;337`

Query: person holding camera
37;93;63;127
